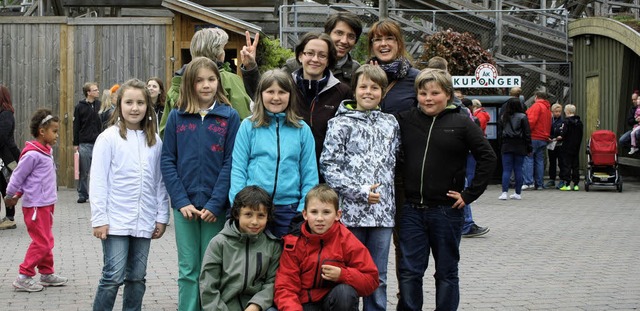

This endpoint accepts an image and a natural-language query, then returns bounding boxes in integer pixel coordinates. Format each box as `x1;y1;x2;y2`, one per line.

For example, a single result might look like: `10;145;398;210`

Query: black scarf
370;57;412;82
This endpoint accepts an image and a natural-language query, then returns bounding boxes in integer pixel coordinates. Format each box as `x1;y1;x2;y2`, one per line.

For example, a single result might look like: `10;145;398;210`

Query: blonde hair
414;69;454;105
472;99;482;108
99;89;112;113
564;104;576;115
551;103;563;111
251;69;303;128
177;57;230;114
190;28;229;61
304;184;339;212
111;79;157;147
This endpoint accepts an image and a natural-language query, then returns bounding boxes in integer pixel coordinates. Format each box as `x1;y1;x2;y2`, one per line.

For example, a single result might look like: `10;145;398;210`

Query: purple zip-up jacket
6;140;57;207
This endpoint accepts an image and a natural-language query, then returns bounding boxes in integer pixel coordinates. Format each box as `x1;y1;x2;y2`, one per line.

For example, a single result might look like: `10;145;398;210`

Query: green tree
256;35;295;73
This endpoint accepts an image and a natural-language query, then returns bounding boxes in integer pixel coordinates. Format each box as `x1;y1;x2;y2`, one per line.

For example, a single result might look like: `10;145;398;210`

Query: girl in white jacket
90;79;170;311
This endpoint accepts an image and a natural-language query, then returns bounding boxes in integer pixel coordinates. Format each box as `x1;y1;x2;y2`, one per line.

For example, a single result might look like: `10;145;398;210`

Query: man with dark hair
240;12;363;97
73;82;101;203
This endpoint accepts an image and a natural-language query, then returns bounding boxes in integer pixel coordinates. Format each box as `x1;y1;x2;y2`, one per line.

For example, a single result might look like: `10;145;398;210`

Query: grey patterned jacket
320;100;401;227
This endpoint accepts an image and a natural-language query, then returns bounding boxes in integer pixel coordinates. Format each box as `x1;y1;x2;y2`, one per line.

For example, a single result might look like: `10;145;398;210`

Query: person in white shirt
90;78;170;311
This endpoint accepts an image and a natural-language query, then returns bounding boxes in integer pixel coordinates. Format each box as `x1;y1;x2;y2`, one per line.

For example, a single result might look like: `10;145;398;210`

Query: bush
419;29;499;95
256;35;295;73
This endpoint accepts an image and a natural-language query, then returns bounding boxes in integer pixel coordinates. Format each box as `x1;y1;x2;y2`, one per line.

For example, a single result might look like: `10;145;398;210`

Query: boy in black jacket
558;104;583;191
395;69;496;311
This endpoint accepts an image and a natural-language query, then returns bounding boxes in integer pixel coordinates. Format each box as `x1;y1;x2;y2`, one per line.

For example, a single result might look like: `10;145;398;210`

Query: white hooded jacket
90;125;170;238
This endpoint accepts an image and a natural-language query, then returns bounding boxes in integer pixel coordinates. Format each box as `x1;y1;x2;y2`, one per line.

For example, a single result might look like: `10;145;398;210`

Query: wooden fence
0;16;173;187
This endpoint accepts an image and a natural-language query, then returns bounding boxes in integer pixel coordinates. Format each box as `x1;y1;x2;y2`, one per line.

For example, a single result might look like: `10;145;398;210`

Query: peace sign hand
241;31;259;71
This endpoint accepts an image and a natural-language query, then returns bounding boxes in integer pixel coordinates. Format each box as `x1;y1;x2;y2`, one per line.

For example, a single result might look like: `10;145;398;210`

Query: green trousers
174;209;224;311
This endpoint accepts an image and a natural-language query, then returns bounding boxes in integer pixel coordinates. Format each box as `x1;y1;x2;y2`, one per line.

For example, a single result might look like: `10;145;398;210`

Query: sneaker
462;224;490;238
0;217;16;230
559;185;572;191
77;198;87;203
498;192;508;200
521;184;534;190
509;193;522;200
629;147;638;155
39;274;68;287
13;276;44;292
573;185;579;191
556;181;565;189
544;180;556;188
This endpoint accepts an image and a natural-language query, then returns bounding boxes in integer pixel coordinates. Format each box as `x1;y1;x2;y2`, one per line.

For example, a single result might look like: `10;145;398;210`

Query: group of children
4;56;490;311
548;103;584;191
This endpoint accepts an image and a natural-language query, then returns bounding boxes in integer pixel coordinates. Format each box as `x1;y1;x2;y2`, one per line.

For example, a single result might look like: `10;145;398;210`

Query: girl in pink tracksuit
5;108;68;292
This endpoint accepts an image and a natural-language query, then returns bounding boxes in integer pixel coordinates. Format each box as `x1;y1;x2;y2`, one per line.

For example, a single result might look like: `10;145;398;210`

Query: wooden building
569;17;640;169
0;0;261;187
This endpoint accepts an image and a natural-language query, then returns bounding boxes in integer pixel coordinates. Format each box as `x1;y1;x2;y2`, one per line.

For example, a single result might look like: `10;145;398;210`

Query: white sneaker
629;147;638;155
510;193;522;200
498;192;508;200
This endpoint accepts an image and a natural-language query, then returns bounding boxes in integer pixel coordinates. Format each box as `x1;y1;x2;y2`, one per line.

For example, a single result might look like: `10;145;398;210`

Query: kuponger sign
452;63;521;88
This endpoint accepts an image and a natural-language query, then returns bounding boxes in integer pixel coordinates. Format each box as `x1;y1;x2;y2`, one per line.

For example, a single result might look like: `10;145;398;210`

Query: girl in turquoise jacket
230;69;318;238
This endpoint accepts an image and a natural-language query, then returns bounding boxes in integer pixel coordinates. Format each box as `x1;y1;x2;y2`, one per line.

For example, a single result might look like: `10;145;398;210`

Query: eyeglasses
90;89;99;92
372;36;396;44
302;51;329;60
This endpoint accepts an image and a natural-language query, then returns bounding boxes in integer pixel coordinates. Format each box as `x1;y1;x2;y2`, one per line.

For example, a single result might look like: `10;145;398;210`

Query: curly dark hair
29;108;59;138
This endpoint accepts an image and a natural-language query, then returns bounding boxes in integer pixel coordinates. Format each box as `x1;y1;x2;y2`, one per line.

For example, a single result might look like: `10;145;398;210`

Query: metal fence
279;4;572;102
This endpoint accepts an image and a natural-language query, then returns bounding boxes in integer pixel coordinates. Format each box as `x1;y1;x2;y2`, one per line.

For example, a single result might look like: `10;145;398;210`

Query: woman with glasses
291;33;352;168
368;20;420;115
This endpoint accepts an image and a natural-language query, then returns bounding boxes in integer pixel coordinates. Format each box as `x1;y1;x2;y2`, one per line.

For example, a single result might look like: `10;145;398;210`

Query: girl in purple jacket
4;108;68;292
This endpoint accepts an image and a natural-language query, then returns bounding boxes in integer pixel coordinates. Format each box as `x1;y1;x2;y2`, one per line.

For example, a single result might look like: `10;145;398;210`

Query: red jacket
274;221;379;311
526;99;552;141
473;108;491;134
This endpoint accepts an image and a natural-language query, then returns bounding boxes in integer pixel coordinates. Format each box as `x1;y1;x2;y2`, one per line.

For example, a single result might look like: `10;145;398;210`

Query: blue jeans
302;284;358;311
619;129;640;147
93;235;151;311
462;154;476;234
397;204;463;311
269;203;299;238
524;140;547;186
502;153;525;194
349;227;392;311
78;143;93;200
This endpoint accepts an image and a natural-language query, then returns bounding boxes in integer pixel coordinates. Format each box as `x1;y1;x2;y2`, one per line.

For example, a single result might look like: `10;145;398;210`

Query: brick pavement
0;182;639;310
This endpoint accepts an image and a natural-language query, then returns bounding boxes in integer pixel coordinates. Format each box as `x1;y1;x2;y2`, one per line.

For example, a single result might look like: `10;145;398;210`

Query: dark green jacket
200;219;282;311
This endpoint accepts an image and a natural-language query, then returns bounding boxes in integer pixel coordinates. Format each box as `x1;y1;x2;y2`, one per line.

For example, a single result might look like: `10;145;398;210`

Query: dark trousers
0;176;15;219
560;152;580;185
302;284;359;311
547;146;564;181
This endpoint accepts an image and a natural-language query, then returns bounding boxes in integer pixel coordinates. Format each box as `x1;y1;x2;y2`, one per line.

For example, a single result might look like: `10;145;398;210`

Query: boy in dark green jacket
199;186;281;311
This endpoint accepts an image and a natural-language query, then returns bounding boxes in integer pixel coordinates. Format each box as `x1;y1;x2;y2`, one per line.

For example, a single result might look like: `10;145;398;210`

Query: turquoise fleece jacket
161;104;240;217
230;112;318;211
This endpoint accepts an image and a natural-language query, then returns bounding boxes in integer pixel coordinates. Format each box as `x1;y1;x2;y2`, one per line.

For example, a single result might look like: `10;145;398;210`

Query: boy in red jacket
274;184;379;311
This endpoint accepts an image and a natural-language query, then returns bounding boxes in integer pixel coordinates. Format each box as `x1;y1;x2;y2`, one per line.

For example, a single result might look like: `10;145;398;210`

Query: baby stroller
584;130;622;192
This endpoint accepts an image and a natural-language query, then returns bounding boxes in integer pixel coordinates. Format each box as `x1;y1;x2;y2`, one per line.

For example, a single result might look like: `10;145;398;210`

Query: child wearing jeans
200;185;281;311
274;184;379;311
320;64;400;311
230;69;318;238
90;79;170;310
161;56;240;310
5;108;67;292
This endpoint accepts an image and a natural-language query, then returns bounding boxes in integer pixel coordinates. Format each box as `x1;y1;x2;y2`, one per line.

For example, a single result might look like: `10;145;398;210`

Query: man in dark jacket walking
73;82;101;203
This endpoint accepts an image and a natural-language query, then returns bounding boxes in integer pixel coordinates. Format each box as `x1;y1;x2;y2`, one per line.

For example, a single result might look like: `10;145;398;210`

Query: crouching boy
199;185;282;311
274;184;379;311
